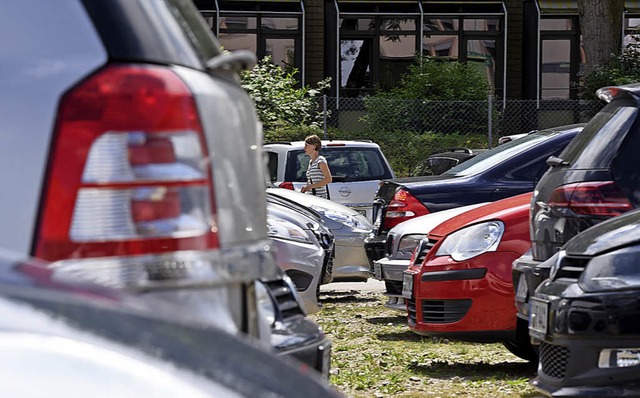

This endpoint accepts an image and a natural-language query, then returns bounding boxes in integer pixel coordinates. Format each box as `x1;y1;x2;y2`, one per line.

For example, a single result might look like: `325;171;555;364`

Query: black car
410;147;485;176
513;84;640;326
529;207;640;397
365;124;584;266
0;254;341;397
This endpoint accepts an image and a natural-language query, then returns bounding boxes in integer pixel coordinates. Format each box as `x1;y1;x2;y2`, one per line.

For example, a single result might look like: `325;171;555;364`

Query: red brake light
548;181;632;217
326;143;346;147
279;181;295;190
382;189;429;229
36;65;219;262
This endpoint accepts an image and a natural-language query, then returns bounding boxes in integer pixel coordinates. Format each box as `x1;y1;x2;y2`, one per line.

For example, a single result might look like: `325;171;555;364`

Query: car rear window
285;148;393;182
445;131;558;177
559;99;638;169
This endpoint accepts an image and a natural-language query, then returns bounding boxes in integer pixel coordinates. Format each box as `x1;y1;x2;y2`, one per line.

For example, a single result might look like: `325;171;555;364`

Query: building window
423;15;502;93
333;1;505;99
195;1;304;82
339;16;419;97
539;16;581;99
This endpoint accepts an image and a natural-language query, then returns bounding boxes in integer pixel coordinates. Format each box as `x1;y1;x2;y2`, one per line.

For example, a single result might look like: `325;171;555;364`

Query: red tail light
548;181;632;217
382;189;429;230
279;181;295;190
36;65;219;262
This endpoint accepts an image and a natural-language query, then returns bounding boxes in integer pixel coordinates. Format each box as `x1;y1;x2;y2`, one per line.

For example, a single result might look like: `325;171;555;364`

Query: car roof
264;140;380;150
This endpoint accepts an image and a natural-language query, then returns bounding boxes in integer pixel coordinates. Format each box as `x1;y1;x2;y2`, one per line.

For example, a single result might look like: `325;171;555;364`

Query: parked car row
367;83;640;396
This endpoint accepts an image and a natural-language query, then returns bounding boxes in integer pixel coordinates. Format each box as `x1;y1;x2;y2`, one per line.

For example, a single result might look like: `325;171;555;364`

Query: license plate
529;297;549;336
401;272;413;299
373;261;383;280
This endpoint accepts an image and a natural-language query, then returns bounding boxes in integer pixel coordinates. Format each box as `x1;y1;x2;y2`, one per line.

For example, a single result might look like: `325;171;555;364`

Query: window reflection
424;18;457;32
463;19;500;31
266;38;295;68
219;16;257;30
340;39;371;96
541;39;571;98
540;18;572;31
340;18;374;31
217;32;257;53
423;35;458;58
262;17;298;30
467;39;496;89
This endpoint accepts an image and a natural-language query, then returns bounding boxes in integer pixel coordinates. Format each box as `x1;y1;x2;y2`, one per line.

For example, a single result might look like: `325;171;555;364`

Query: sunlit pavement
319;278;385;293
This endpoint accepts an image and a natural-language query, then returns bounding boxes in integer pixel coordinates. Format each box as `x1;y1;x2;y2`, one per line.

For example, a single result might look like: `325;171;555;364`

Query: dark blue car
365;124;584;266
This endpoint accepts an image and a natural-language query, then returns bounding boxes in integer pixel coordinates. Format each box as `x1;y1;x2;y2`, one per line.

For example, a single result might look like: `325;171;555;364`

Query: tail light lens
382;189;429;230
548;181;633;217
35;65;219;279
279;181;295;190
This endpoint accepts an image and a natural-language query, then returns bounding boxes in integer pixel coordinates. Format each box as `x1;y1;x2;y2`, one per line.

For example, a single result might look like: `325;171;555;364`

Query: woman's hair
304;135;322;151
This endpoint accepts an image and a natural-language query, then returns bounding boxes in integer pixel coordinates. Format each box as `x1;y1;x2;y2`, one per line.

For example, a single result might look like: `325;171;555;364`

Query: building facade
194;0;640;100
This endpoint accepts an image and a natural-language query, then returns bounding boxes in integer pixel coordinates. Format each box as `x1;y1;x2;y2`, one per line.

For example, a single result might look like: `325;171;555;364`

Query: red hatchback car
403;192;536;361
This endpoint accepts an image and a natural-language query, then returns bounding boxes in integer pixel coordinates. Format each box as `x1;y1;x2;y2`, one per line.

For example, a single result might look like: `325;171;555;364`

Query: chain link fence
319;96;604;176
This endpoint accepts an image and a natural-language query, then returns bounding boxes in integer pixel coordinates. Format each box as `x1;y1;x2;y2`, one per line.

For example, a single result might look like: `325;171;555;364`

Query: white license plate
373;261;383;280
401;272;413;299
529;297;549;336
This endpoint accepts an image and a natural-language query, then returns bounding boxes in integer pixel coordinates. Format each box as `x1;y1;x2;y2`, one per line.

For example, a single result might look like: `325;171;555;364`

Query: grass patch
311;290;540;398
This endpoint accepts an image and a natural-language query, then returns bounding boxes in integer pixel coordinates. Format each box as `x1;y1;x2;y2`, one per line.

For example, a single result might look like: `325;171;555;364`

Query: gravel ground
310;288;543;398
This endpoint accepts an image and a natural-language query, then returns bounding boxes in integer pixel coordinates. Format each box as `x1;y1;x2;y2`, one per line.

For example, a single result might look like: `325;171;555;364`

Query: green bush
363;56;492;134
240;56;330;134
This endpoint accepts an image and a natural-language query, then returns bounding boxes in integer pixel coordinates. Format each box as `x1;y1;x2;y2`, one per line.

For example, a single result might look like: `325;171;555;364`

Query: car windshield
443;132;555;177
285;147;393;182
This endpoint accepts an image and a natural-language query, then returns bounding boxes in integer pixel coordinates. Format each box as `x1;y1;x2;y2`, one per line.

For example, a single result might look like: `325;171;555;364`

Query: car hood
266;187;372;229
429;192;532;238
267;202;320;231
563;207;640;257
389;202;489;236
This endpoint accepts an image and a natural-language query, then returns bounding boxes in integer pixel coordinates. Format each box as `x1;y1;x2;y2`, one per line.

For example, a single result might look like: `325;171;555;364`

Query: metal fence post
323;94;328;139
488;93;493;148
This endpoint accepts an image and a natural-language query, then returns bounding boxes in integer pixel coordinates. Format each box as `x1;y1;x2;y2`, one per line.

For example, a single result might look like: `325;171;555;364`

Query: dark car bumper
531;280;640;397
364;233;386;272
273;316;332;378
512;251;549;321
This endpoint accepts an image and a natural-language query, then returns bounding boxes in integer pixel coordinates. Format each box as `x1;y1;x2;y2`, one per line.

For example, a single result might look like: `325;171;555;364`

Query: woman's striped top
306;155;329;199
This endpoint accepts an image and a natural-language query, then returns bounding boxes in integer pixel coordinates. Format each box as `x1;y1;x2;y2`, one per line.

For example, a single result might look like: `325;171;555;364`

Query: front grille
264;278;305;320
539;342;570;379
420;299;471;323
407;298;417;326
413;238;437;266
555;255;588;281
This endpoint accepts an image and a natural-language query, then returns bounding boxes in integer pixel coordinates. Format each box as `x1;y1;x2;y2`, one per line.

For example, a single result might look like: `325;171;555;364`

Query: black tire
503;318;539;362
502;339;538;362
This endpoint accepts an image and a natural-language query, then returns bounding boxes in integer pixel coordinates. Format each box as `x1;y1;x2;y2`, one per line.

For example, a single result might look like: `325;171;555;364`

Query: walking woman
300;135;332;199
